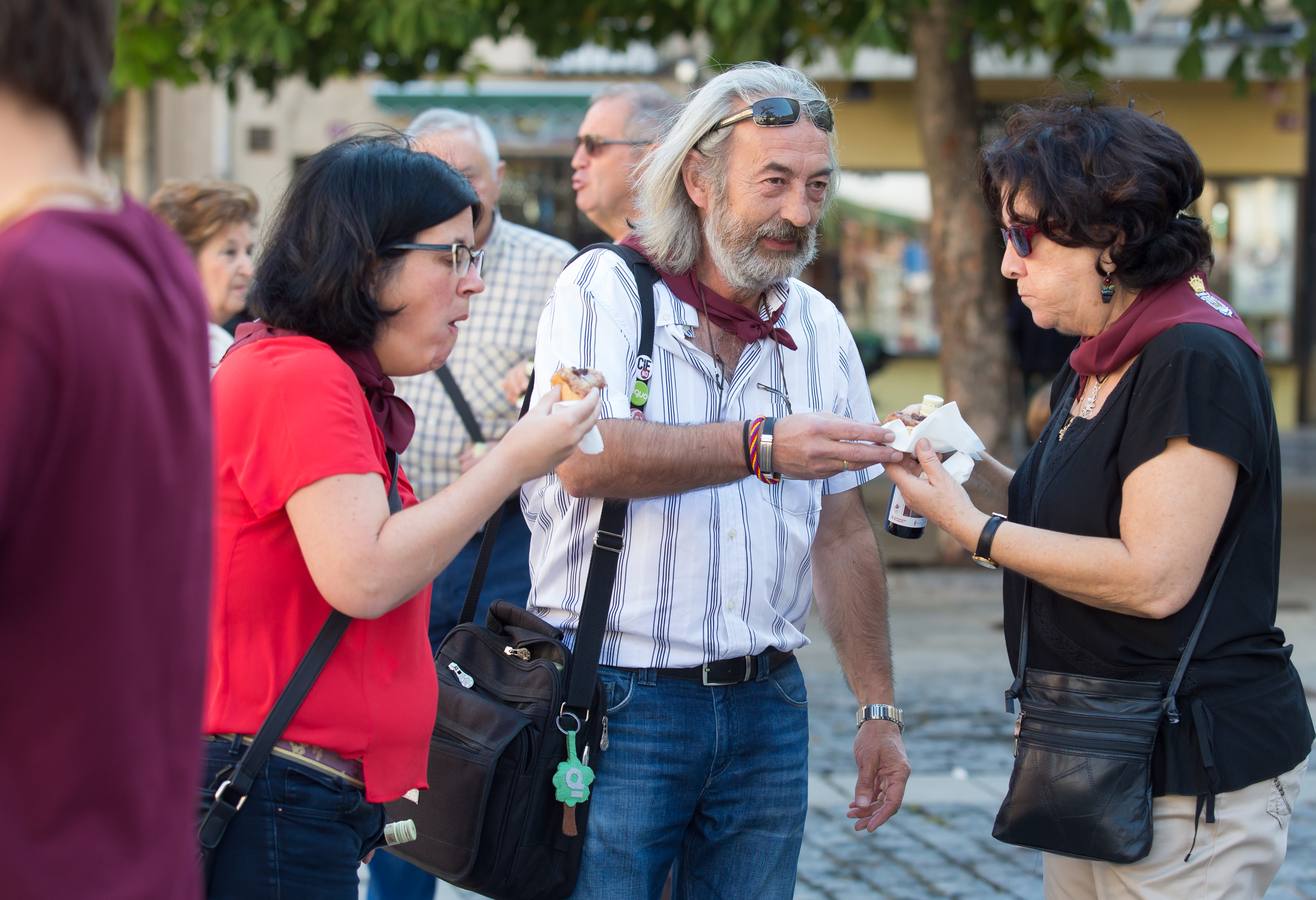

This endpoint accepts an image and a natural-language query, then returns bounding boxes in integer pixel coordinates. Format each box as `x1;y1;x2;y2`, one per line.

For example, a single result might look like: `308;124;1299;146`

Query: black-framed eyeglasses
708;97;835;138
385;242;485;277
1000;223;1042;258
575;134;648;157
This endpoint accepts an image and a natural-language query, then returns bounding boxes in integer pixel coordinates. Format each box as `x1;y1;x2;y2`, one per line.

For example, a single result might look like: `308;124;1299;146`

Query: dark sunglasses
385;242;485;278
708;97;835;137
575;134;648;157
1000;223;1042;257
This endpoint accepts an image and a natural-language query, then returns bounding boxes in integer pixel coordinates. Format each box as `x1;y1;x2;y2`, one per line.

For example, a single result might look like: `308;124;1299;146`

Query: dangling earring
1100;272;1115;303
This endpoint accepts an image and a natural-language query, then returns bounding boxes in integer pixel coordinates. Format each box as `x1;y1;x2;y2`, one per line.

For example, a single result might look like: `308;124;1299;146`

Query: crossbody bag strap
459;385;535;626
199;452;403;869
435;366;485;444
562;243;657;713
1162;525;1244;723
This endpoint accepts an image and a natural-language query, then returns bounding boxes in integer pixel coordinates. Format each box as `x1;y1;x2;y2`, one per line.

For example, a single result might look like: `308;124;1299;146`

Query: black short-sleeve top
1005;322;1313;796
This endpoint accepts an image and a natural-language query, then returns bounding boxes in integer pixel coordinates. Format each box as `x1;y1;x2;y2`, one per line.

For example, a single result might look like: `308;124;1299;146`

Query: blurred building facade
110;20;1312;427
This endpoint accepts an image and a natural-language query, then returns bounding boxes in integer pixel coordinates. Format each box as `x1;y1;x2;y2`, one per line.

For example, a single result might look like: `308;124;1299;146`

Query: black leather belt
656;649;794;687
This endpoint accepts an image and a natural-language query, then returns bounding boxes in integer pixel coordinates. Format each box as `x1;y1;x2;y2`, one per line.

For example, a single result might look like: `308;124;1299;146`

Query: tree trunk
909;0;1012;457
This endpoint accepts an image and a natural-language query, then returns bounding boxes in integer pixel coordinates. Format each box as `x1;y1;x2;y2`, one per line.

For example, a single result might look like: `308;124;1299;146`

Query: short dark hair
0;1;116;156
248;132;480;349
979;98;1213;290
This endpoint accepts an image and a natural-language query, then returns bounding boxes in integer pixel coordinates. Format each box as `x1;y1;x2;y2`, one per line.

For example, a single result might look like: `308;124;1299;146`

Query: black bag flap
1023;668;1163;719
487;600;563;640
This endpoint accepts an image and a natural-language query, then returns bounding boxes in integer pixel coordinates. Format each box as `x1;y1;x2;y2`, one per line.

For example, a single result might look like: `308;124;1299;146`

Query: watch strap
973;513;1007;568
856;703;904;732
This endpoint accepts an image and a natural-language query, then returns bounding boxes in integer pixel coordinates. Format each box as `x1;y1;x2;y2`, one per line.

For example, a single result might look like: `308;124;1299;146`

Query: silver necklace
1057;373;1108;442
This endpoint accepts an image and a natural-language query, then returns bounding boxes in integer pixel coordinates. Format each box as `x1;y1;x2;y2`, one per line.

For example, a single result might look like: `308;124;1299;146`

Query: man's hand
500;360;532;407
458;440;496;474
847;721;910;832
771;413;902;480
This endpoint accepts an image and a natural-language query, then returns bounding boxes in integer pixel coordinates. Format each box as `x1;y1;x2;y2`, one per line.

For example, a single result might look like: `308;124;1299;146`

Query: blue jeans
427;503;532;648
199;737;384;899
571;657;810;899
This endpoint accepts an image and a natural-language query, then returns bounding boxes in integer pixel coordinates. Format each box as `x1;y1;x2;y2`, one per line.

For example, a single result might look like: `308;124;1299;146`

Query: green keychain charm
552;728;595;806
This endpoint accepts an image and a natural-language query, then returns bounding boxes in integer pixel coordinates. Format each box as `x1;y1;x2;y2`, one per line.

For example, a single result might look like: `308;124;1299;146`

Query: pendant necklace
693;278;728;398
1057;373;1108;442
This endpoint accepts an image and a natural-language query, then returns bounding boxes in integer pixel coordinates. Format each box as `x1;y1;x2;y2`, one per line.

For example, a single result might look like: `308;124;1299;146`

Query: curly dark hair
979;98;1213;290
248;132;480;349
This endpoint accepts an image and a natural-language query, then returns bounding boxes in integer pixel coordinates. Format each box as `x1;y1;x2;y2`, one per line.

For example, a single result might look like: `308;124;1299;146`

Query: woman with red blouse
199;133;599;898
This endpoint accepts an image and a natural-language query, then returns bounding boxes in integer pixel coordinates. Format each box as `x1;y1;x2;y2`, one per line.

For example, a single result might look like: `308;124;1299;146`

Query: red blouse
205;335;436;802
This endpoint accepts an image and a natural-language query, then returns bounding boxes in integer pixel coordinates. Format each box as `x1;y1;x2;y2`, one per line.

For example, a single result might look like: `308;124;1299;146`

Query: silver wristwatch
856;704;904;732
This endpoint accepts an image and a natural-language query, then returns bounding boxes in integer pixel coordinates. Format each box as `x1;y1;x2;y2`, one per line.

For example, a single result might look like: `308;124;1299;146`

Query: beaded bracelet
747;416;781;484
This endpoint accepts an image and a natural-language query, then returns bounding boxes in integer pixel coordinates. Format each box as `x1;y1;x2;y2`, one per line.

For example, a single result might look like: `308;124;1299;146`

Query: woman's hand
884;439;986;551
491;385;601;484
500;360;532;407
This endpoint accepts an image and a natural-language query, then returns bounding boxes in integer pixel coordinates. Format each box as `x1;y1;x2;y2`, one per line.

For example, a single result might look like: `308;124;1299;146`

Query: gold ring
842;459;850;471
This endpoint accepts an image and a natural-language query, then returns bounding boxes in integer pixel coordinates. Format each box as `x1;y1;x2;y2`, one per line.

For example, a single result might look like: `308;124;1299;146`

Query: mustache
755;219;813;247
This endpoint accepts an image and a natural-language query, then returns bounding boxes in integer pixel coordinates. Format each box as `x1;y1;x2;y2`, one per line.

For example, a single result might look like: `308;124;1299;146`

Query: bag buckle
701;656;753;687
593;529;624;554
212;778;247;813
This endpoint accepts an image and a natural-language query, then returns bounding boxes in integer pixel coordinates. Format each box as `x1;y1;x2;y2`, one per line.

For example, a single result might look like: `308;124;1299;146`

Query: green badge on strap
552;729;595;807
629;380;650;408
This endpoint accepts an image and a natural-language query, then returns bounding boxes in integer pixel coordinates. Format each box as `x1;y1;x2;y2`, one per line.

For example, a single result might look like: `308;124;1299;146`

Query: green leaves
113;0;1312;97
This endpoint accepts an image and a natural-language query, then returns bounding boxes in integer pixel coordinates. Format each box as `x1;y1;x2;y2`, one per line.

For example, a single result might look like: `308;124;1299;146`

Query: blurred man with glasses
571;83;675;241
523;62;910;899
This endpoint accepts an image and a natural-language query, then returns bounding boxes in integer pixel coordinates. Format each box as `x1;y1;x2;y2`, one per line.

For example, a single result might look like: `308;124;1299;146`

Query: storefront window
1196;177;1297;359
829;171;938;355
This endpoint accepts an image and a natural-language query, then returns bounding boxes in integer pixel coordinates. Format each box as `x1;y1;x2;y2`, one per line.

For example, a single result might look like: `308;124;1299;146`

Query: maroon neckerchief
619;235;798;350
230;321;416;453
1069;272;1261;385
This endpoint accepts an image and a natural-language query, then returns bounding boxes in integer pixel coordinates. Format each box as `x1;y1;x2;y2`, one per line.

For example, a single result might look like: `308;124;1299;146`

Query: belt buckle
701;656;753;687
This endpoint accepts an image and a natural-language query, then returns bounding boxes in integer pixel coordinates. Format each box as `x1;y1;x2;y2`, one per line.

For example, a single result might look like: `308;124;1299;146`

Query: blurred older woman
149;179;257;370
197;133;599;898
888;100;1312;897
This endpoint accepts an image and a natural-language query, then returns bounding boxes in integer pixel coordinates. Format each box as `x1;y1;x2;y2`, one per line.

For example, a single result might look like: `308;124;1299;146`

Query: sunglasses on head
385;242;485;278
707;97;835;137
575;134;648;157
1001;223;1042;257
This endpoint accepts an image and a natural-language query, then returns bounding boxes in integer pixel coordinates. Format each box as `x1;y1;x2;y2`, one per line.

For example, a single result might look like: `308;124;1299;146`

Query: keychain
553;713;595;836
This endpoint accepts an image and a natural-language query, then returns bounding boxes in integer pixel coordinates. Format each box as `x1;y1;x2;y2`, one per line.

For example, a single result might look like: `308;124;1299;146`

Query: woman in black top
888;100;1312;896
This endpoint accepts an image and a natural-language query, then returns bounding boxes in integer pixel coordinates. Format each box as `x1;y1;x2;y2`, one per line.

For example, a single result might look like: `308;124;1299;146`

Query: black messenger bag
381;243;658;898
992;526;1243;863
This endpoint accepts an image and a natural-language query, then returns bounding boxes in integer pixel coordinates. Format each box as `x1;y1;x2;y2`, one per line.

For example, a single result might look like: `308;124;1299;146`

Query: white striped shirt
395;216;575;499
522;247;883;669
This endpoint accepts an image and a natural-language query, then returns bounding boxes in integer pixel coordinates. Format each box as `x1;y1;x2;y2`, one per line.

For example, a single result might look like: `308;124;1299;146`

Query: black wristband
741;419;754;473
972;513;1007;569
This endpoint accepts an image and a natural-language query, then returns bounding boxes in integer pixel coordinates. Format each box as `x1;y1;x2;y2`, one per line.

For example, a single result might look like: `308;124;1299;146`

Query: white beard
702;202;818;296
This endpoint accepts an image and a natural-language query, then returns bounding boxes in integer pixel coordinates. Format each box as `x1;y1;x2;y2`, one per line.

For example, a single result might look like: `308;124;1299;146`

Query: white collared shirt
522;247;883;668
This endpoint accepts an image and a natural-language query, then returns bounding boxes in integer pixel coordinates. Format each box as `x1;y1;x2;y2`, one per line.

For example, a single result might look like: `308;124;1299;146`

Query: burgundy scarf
619;235;797;350
230;322;416;453
1069;272;1261;379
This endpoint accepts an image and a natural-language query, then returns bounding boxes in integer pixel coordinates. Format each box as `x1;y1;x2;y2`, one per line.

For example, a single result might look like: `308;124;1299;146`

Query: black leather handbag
379;243;659;899
992;526;1241;863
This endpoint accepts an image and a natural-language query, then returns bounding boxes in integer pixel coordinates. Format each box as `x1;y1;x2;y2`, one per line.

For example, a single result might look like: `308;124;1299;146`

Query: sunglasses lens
752;97;800;127
1002;226;1032;257
575;135;596;156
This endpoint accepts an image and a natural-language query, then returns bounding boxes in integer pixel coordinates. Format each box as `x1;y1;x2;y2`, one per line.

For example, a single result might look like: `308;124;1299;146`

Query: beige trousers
1043;758;1308;900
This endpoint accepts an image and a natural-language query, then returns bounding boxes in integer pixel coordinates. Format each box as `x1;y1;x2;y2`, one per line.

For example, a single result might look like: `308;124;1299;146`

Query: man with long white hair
523;62;910;898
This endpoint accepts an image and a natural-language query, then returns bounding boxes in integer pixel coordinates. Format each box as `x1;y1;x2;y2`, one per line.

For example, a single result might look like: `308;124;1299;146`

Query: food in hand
882;394;944;428
550;365;607;401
